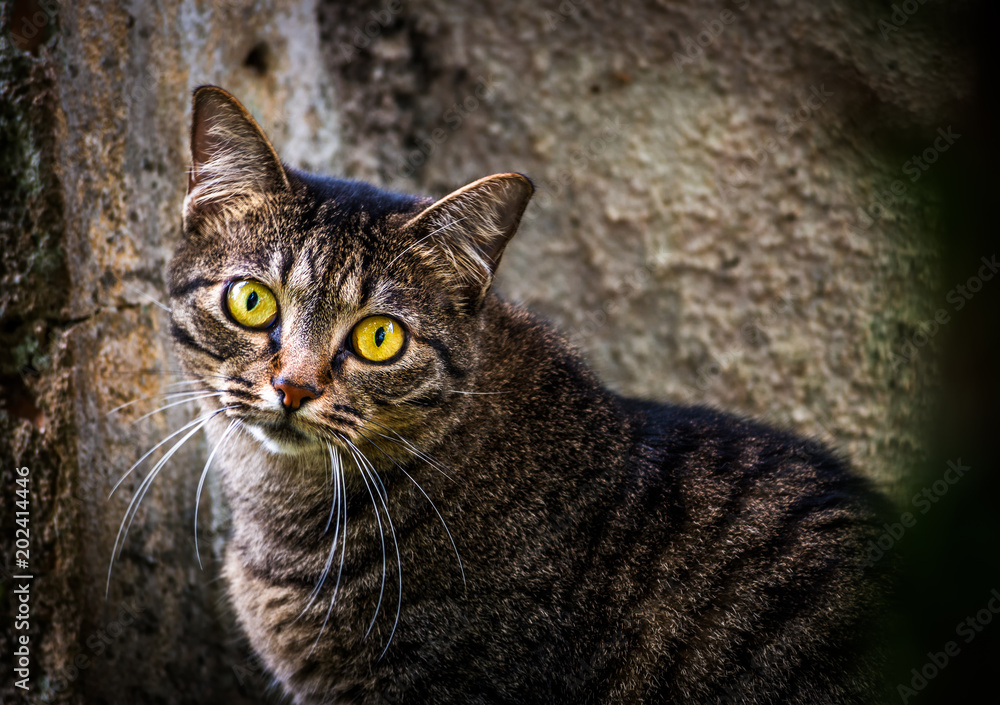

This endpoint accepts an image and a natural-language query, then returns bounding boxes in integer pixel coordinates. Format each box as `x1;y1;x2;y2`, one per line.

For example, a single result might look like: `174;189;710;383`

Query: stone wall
0;0;978;702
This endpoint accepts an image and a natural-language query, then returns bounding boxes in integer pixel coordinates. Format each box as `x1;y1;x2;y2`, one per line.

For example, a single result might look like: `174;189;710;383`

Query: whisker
370;430;451;480
110;408;229;498
384;216;470;272
349;440;402;658
107;405;236;595
362;468;403;660
324;437;334;487
131;392;224;424
357;429;466;590
334;446;349;608
364;420;455;482
447;389;512;395
346;442;388;641
312;439;350;656
120;408;234;543
300;442;344;626
195;418;239;569
292;441;340;620
106;388;220;417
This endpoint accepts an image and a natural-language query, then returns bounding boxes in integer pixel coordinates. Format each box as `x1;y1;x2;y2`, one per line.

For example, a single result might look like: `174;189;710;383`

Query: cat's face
168;87;532;459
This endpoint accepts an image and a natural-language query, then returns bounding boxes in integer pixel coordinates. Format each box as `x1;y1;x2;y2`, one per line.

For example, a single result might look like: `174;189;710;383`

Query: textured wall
0;0;976;702
318;0;970;492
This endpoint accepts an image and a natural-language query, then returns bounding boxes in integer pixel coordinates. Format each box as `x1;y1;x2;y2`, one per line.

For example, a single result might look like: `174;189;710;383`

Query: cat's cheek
342;357;440;405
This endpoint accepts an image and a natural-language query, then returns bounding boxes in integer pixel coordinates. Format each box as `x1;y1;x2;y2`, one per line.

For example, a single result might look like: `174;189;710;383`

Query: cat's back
607;399;888;704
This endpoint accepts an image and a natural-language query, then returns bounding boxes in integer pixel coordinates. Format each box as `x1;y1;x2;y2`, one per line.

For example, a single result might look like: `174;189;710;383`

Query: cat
163;85;890;704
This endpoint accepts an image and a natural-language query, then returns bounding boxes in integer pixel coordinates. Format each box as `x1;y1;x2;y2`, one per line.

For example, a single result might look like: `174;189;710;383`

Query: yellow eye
226;280;278;329
351;316;405;362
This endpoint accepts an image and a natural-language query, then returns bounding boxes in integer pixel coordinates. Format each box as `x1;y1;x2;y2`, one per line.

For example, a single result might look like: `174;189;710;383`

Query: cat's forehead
264;231;368;308
227;180;418;275
175;172;436;316
205;195;419;317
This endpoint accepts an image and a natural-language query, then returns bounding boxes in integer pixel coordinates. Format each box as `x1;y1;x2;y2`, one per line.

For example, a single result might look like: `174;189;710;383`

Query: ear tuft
185;86;289;223
404;173;533;307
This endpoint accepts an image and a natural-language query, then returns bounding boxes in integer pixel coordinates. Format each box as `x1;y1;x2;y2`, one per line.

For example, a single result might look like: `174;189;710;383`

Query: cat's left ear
404;173;533;308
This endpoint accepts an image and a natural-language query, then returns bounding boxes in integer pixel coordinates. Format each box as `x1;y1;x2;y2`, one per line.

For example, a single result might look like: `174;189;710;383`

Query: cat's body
169;87;887;704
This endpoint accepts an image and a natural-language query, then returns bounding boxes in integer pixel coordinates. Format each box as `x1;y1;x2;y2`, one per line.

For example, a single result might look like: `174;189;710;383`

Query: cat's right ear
184;86;289;225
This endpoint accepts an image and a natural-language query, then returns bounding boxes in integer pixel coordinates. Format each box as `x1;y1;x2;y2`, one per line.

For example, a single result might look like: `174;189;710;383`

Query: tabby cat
162;86;888;704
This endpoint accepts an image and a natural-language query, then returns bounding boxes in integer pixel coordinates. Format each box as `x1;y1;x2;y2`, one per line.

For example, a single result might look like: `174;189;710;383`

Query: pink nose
273;380;320;410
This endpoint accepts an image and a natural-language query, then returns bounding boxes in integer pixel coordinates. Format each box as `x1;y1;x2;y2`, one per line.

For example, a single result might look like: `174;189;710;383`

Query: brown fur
167;87;890;704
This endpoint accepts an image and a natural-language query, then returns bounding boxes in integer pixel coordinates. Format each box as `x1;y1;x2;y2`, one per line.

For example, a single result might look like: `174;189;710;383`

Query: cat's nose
273;379;320;410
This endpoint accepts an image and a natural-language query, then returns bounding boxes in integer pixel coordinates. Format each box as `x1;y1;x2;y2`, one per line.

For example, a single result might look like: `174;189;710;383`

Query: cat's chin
246;423;322;456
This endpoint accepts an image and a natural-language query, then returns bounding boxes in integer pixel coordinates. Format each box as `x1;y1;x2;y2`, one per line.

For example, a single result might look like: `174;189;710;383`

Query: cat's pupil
246;291;259;311
374;326;386;347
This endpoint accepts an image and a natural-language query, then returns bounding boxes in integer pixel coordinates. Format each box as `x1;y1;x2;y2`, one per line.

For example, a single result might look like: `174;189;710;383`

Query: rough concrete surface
0;0;976;702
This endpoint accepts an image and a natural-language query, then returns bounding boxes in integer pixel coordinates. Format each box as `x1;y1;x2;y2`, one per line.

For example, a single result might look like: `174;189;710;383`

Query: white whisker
195;418;239;569
311;439;350;656
384;216;470;272
358;430;466;590
447;389;512;395
301;443;344;622
349;440;402;659
107;405;236;595
106;388;218;416
365;420;455;482
347;442;388;641
131;392;225;424
110;407;228;498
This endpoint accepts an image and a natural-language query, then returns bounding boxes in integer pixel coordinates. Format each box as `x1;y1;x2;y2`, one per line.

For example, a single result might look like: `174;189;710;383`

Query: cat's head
168;86;532;457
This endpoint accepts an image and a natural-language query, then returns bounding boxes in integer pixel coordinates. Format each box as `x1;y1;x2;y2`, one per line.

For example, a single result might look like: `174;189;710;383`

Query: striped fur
169;87;890;704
